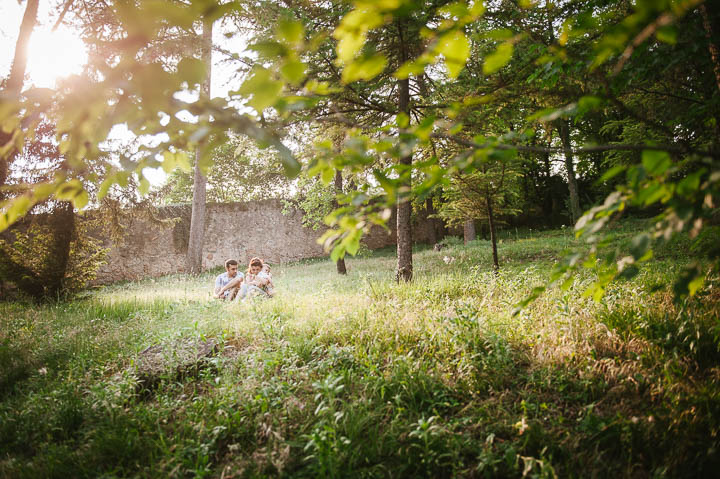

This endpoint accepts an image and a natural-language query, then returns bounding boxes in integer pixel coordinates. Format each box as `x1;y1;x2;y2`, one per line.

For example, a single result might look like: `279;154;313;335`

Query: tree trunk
486;190;499;273
45;201;75;297
186;19;213;274
395;21;413;282
557;120;582;223
699;4;720;145
425;198;437;245
700;4;720;94
463;219;476;244
541;150;553;218
334;169;347;275
6;0;38;96
0;0;39;197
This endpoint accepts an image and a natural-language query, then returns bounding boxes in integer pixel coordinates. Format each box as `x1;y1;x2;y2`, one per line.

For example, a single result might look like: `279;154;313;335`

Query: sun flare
26;26;87;89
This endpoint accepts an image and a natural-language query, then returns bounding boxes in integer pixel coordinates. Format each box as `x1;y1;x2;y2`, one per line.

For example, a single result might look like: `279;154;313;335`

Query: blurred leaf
437;30;470;78
238;67;283;111
641;150;672;176
280;59;307;85
334;9;383;63
139;177;150;196
630;233;650;260
577;95;603;115
342;54;387;83
277;18;305;45
395;58;429;79
483;42;513;75
656;25;677;44
162;151;177;173
249;40;287;59
0;195;33;231
396;112;410;128
677;169;704;197
176;152;191;172
177;57;207;86
599;165;626;182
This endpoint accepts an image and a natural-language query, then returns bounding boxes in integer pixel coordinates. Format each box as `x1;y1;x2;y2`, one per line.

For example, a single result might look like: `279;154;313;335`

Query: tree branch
434;133;717;158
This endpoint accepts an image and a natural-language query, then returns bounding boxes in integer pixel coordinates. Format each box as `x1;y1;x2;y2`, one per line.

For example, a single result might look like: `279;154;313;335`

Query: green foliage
282;175;335;231
2;0;719;303
0;211;108;299
159;136;294;204
437;166;522;227
530;153;719;308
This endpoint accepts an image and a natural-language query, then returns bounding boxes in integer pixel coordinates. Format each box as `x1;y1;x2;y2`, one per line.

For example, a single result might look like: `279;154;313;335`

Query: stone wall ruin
94;199;441;283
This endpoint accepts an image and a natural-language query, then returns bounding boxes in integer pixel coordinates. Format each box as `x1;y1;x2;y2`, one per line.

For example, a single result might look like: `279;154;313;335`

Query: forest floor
1;220;719;478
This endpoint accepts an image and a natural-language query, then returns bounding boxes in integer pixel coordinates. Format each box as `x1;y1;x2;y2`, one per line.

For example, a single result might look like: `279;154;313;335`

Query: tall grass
1;221;718;478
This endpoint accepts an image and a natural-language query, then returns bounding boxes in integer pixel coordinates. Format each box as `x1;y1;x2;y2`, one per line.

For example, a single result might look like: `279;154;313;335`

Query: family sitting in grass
213;257;275;301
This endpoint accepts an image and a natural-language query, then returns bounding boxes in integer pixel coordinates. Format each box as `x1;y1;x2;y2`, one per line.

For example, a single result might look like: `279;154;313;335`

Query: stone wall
95;200;442;283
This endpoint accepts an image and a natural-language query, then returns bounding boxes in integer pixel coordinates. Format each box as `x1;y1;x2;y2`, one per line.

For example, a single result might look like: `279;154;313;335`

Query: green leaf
249;40;287;59
599;165;625;182
162;151;177;173
98;178;112;200
513;286;546;315
437;30;470;79
54;179;89;209
677;169;704;197
641;150;672;176
139;177;150;196
577;95;603;115
277;18;305;45
177;57;207;86
629;233;650;260
321;164;335;184
280;60;306;85
0;195;33;231
483;42;513;75
55;179;83;201
688;275;704;296
334;9;383;63
238;67;283;111
341;54;387;83
395;58;429;79
344;230;362;256
175;152;191;172
673;264;703;298
486;28;514;41
656;26;677;44
73;190;89;209
396;112;410;129
330;244;346;262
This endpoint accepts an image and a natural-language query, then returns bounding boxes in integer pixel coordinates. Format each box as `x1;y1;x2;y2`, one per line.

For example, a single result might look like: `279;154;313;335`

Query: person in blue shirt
214;259;244;300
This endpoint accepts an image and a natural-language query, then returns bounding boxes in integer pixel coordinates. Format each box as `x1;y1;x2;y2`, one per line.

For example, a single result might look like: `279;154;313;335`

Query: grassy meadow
1;221;719;478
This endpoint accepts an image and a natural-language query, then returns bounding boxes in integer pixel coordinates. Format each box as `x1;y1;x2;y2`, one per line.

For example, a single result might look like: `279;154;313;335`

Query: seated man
214;259;244;300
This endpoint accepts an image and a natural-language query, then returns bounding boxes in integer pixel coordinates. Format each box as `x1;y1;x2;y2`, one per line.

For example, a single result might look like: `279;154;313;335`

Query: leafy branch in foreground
1;0;718;303
516;150;719;312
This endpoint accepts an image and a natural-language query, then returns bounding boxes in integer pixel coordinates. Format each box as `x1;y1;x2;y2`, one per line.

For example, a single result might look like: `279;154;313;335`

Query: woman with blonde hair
235;257;272;300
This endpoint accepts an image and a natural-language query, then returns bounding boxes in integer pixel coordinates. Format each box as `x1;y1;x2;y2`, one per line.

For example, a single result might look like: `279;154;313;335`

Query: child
257;263;276;297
